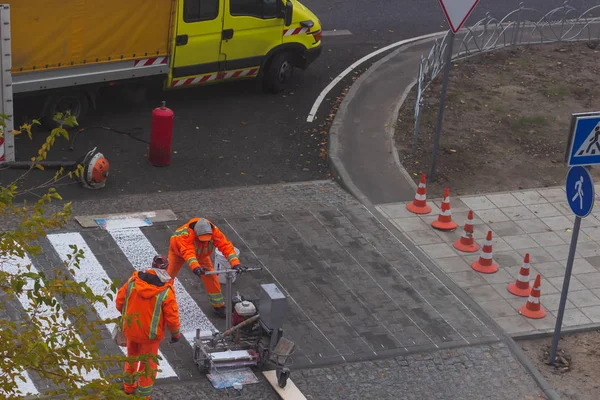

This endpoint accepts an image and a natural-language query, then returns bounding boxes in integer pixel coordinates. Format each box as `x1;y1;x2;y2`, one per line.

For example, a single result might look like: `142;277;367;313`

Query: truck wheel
42;92;89;129
263;52;294;94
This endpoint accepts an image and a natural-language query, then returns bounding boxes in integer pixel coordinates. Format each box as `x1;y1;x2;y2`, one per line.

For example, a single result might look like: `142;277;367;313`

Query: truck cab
170;0;322;92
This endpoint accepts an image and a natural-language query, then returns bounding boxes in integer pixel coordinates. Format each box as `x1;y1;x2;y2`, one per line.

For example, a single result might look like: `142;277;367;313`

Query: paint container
214;247;241;284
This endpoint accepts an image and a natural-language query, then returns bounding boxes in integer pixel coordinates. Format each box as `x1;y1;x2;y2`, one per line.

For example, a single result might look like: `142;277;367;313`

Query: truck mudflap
301;46;322;70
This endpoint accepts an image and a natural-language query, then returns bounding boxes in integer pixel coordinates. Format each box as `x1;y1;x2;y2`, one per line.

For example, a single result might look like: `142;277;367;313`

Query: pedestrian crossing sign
565;112;600;166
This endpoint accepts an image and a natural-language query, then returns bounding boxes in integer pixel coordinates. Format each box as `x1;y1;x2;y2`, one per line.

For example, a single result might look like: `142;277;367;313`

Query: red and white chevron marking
283;27;309;36
0;134;4;162
171;68;259;87
133;57;168;67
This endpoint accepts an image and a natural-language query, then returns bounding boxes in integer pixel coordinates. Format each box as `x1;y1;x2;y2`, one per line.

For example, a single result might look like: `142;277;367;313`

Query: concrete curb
328;35;560;400
512;322;600;341
389;78;419;193
364;203;560;400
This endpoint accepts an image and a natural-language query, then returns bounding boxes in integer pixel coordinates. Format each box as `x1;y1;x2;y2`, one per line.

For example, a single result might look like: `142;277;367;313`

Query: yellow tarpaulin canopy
8;0;175;73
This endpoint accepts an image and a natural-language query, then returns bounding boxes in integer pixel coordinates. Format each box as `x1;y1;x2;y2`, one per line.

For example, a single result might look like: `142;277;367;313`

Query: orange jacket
115;270;180;343
169;218;240;271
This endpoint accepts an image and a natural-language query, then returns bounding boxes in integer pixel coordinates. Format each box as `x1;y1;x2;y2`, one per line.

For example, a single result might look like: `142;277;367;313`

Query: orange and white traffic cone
519;274;546;319
471;231;498;274
432;188;458;231
453;210;479;252
406;173;432;215
507;254;531;297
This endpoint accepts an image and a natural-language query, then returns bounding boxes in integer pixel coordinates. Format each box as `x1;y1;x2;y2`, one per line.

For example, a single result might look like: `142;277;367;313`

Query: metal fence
412;1;600;151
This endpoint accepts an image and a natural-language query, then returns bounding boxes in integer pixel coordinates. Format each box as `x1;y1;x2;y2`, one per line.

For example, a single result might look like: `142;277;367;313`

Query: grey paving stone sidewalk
152;342;545;400
378;186;600;337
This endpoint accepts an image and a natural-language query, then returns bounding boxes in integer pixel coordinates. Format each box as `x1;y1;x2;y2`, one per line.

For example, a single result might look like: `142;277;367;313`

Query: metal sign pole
549;216;581;364
429;32;454;180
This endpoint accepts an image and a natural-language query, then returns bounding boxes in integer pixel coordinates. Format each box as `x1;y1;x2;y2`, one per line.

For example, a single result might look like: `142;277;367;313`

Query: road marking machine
193;267;296;389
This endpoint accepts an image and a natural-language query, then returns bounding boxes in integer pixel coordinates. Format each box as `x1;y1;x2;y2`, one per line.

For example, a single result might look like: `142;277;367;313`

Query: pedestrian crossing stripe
4;224;231;396
3;254;102;389
107;227;217;338
47;232;178;380
574;121;600;157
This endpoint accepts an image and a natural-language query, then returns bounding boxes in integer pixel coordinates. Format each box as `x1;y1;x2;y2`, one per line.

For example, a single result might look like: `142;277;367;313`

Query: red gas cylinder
149;101;174;167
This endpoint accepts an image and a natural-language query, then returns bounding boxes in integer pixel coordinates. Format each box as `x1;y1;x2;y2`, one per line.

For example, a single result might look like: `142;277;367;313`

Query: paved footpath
379;185;600;338
2;181;549;398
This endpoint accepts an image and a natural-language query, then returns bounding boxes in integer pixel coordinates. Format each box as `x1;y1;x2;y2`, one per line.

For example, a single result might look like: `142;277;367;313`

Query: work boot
213;306;226;318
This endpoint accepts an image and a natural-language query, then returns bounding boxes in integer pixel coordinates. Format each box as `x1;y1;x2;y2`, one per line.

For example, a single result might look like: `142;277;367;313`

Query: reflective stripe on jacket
115;270;180;343
169;217;240;271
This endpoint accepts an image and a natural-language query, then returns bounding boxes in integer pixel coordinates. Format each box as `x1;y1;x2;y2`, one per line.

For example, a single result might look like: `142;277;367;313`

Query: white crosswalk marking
3;254;101;385
0;361;37;398
107;228;217;344
47;232;177;379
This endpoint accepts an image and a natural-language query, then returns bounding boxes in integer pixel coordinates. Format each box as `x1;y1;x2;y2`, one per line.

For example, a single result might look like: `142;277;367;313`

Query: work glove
233;264;243;270
170;334;180;344
193;267;208;277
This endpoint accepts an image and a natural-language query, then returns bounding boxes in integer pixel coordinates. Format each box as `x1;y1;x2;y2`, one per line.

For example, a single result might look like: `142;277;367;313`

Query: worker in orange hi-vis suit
167;217;242;318
116;255;181;399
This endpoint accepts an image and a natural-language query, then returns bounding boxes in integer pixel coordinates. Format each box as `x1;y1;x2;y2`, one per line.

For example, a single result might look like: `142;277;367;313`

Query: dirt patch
395;42;600;198
519;331;600;400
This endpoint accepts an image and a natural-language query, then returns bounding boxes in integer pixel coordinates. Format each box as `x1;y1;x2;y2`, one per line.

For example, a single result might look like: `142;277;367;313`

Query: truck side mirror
284;0;293;27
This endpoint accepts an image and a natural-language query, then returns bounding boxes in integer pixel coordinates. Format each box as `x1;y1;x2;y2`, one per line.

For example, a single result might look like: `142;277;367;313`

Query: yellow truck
8;0;322;126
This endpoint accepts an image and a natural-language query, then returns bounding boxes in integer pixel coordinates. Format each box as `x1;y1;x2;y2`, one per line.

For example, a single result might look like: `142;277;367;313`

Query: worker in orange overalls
116;255;181;399
167;217;242;317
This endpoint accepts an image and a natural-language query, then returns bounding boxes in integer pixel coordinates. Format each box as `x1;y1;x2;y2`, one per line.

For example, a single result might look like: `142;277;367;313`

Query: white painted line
0;360;37;398
0;251;38;398
335;208;469;345
47;233;177;379
306;30;446;122
308;210;438;348
322;29;352;36
107;227;217;343
3;254;101;385
361;205;495;336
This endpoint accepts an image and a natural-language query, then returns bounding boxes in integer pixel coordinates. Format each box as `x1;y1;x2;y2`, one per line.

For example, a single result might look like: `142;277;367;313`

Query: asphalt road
5;0;596;200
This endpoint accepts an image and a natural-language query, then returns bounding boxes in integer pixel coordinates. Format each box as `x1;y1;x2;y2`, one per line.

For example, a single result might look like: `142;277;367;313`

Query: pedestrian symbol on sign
572;176;584;210
565;166;594;218
575;122;600;156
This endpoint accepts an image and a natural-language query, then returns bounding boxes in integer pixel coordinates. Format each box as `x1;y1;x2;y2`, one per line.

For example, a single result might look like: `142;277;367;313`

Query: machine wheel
42;91;89;129
262;52;294;94
277;368;290;388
